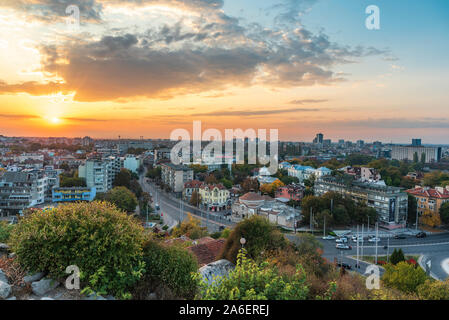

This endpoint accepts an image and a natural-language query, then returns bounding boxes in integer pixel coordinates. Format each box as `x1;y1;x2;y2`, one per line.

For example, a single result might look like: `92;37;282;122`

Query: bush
390;249;405;265
140;240;198;299
9;202;146;298
194;249;310;300
417;279;449;300
382;261;428;293
219;215;287;264
0;221;14;243
172;214;208;240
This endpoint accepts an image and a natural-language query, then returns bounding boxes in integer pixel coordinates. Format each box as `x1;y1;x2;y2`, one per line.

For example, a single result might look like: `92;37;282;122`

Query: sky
0;0;448;143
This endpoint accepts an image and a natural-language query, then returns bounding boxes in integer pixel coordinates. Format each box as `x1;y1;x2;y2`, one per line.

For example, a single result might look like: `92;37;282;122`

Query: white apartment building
161;163;194;194
391;145;442;163
123;155;143;174
288;165;332;182
0;170;48;217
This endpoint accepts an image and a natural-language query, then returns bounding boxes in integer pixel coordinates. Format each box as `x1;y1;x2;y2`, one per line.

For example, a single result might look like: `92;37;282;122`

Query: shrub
194;249;309;300
9;202;146;298
139;240;198;299
0;221;14;243
417;279;449;300
219;215;287;264
390;248;405;265
382;261;428;293
172;214;208;240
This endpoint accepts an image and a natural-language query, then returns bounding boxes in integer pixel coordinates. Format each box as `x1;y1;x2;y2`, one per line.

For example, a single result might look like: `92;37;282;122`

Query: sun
50;117;61;124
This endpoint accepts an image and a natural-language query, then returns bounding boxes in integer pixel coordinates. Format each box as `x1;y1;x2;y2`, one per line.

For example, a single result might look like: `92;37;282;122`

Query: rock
31;278;60;296
105;295;116;300
8;253;16;259
41;297;54;300
0;269;8;284
24;272;46;284
199;259;235;285
83;292;107;300
0;281;12;299
7;296;16;300
0;243;9;251
147;292;157;300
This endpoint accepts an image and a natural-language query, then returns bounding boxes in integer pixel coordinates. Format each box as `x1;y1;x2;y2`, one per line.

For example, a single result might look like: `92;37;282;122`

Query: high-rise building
313;133;324;144
412;139;422;146
391;141;441;163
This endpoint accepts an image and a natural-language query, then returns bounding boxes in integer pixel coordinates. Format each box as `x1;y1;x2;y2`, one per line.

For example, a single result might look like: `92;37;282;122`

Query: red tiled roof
184;180;204;188
199;183;227;190
239;192;265;201
406;187;449;199
187;238;225;266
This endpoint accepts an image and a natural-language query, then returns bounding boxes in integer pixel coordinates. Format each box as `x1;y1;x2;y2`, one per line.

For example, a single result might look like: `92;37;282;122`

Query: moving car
322;235;336;240
368;237;381;243
335;238;348;243
394;234;407;240
416;232;427;238
336;244;352;250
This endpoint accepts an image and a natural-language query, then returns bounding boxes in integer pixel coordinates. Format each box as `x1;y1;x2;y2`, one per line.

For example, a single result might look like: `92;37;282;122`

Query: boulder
83;292;107;300
31;278;60;296
0;243;9;251
0;269;8;284
147;292;157;300
7;296;16;300
199;259;235;285
24;272;46;284
41;297;54;300
0;281;11;299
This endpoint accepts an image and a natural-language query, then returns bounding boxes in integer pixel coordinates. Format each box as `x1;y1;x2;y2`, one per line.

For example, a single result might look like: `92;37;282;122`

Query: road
292;234;449;280
139;174;235;233
138;172;449;280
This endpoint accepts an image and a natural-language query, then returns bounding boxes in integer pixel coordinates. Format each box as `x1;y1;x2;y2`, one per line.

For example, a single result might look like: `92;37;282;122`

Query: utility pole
323;215;326;237
356;225;359;268
375;222;379;265
386;237;390;263
416;210;419;231
361;224;364;261
367;216;370;234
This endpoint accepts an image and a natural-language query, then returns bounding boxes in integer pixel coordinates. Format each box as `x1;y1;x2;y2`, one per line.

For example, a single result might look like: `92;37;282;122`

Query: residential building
123;155;143;174
198;184;230;211
43;165;61;201
315;176;408;226
288;165;331;182
183;180;204;202
0;170;48;217
79;159;111;193
52;187;97;203
161;163;194;194
406;186;449;216
232;192;301;228
391;141;441;163
340;166;382;182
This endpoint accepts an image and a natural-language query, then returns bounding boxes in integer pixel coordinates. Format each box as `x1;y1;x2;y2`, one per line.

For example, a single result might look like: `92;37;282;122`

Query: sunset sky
0;0;448;143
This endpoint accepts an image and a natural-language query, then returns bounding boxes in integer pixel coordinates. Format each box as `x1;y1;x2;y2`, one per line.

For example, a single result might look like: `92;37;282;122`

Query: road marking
441;258;449;276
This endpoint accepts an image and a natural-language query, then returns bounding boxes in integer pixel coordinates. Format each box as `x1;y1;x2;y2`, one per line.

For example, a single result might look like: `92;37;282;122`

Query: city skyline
0;1;448;142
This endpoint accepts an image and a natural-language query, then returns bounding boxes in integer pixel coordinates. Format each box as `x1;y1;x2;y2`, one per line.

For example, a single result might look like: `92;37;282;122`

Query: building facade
391;145;442;163
161;163;194;194
406;186;449;216
315;176;408;226
198;184;231;211
52;187;97;203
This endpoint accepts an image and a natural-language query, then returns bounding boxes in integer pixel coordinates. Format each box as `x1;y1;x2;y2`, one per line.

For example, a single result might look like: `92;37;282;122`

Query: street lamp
240;237;246;248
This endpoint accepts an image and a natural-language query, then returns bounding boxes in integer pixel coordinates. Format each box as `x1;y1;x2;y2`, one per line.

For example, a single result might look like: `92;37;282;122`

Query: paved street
139;174;234;233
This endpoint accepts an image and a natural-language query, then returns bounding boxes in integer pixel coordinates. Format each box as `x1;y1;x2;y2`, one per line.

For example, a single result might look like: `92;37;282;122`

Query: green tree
390;248;405;265
194;249;309;300
440;202;449;225
0;221;14;243
413;152;419;163
219;215;287;264
189;191;202;207
172;214;208;240
137;240;199;299
382;261;427;293
113;169;132;189
105;186;138;213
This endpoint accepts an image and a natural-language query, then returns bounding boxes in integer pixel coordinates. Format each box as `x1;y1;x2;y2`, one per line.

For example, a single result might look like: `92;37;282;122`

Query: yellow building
198;184;230;212
406;186;449;215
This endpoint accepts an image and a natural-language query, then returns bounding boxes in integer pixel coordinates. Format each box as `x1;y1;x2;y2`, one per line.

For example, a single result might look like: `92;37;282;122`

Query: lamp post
240;237;246;248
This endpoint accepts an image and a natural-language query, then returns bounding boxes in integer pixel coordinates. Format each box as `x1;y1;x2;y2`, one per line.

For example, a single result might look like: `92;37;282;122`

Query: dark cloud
0;0;390;102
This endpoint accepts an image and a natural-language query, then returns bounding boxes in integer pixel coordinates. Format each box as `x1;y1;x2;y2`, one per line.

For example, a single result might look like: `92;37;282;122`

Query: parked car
368;237;381;243
336;244;352;250
155;204;160;211
322;235;336;240
336;238;348;243
337;262;352;270
416;232;427;238
394;234;407;240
